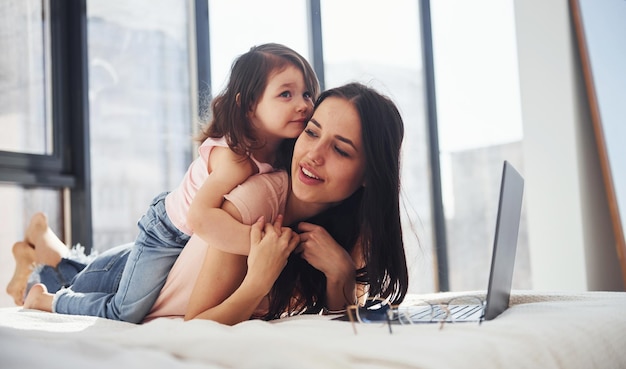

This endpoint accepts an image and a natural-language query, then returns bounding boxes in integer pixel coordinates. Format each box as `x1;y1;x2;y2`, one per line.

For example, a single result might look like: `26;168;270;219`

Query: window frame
0;0;73;188
0;0;92;249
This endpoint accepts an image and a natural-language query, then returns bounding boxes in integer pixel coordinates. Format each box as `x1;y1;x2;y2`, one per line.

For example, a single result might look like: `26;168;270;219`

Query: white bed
1;290;625;369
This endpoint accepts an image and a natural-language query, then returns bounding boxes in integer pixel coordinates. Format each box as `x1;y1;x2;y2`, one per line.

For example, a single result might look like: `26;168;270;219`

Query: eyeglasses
346;297;397;334
346;296;485;334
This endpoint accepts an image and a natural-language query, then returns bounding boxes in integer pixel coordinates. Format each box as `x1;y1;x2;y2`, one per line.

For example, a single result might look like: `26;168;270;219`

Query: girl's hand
295;222;355;280
245;216;300;295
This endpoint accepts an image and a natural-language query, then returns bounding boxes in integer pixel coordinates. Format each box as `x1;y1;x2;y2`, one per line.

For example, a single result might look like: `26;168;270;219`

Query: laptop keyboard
400;303;483;323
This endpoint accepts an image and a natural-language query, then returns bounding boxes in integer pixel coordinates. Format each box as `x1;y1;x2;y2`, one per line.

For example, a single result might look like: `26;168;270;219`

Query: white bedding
1;290;625;369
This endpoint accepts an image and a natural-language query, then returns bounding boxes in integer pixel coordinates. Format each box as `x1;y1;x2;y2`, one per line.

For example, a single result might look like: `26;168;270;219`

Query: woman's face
291;96;366;206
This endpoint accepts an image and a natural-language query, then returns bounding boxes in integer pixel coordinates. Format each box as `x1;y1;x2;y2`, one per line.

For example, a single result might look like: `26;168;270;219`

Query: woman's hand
296;222;355;279
296;222;357;310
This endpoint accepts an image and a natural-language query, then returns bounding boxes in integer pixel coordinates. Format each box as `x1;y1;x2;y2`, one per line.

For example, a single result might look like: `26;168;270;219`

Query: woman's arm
185;216;299;325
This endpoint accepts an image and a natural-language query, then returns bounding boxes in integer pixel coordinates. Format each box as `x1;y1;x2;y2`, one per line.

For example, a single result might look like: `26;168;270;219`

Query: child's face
248;65;314;143
290;96;366;206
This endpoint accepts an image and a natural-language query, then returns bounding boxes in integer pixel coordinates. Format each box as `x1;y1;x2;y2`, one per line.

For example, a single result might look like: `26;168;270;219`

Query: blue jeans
29;243;132;297
52;192;190;323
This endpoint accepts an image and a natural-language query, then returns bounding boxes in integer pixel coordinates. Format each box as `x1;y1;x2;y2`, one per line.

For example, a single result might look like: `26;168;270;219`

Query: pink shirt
145;171;289;321
165;137;275;235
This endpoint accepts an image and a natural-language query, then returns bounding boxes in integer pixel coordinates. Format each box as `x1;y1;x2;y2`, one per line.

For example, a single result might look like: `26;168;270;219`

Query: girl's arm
191;169;290;256
195;204;254;255
187;146;255;241
295;222;361;312
185;216;299;325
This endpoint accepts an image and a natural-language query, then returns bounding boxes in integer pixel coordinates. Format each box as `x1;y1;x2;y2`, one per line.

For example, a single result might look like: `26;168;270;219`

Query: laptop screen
483;161;524;320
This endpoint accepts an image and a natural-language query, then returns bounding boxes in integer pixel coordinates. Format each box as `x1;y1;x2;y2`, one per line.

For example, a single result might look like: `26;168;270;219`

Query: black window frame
0;0;92;250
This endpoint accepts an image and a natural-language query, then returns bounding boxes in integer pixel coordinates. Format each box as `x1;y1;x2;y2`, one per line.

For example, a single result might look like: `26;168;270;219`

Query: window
430;0;530;290
0;0;70;186
208;0;309;94
0;0;51;155
86;0;193;251
0;0;70;307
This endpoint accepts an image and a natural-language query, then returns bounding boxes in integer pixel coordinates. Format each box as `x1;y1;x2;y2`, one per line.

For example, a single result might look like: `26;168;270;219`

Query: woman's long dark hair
262;83;409;319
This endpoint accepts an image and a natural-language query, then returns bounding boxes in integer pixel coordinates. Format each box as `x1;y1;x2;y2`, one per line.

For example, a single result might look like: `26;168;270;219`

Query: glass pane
87;0;192;252
431;0;531;290
321;0;435;293
208;0;309;93
0;185;62;307
0;0;52;155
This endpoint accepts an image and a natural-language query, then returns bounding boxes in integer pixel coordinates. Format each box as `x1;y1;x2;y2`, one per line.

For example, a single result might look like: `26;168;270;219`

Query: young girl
20;83;409;325
14;43;319;323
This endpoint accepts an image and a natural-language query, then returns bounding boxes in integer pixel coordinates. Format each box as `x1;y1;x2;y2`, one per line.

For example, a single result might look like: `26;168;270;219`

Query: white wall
513;0;624;291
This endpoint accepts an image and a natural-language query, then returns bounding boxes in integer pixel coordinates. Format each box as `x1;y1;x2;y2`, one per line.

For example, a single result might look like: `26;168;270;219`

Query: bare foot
23;283;53;312
6;242;36;306
25;212;68;267
24;212;48;245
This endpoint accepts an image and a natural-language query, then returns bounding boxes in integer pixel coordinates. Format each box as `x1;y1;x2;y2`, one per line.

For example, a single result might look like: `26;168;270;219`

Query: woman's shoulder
224;171;289;224
236;171;288;195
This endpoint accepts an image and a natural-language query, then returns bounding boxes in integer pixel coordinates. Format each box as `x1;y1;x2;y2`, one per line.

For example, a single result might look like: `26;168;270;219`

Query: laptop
340;160;524;325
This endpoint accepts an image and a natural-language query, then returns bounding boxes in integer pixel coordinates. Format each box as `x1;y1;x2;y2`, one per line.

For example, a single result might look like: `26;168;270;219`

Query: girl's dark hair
197;43;320;164
263;82;409;319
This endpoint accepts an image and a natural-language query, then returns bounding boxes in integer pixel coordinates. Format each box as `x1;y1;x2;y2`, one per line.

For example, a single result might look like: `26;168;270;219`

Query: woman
17;82;409;325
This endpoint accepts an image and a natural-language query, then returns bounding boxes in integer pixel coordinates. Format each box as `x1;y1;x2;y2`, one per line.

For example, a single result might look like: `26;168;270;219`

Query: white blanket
1;290;625;369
